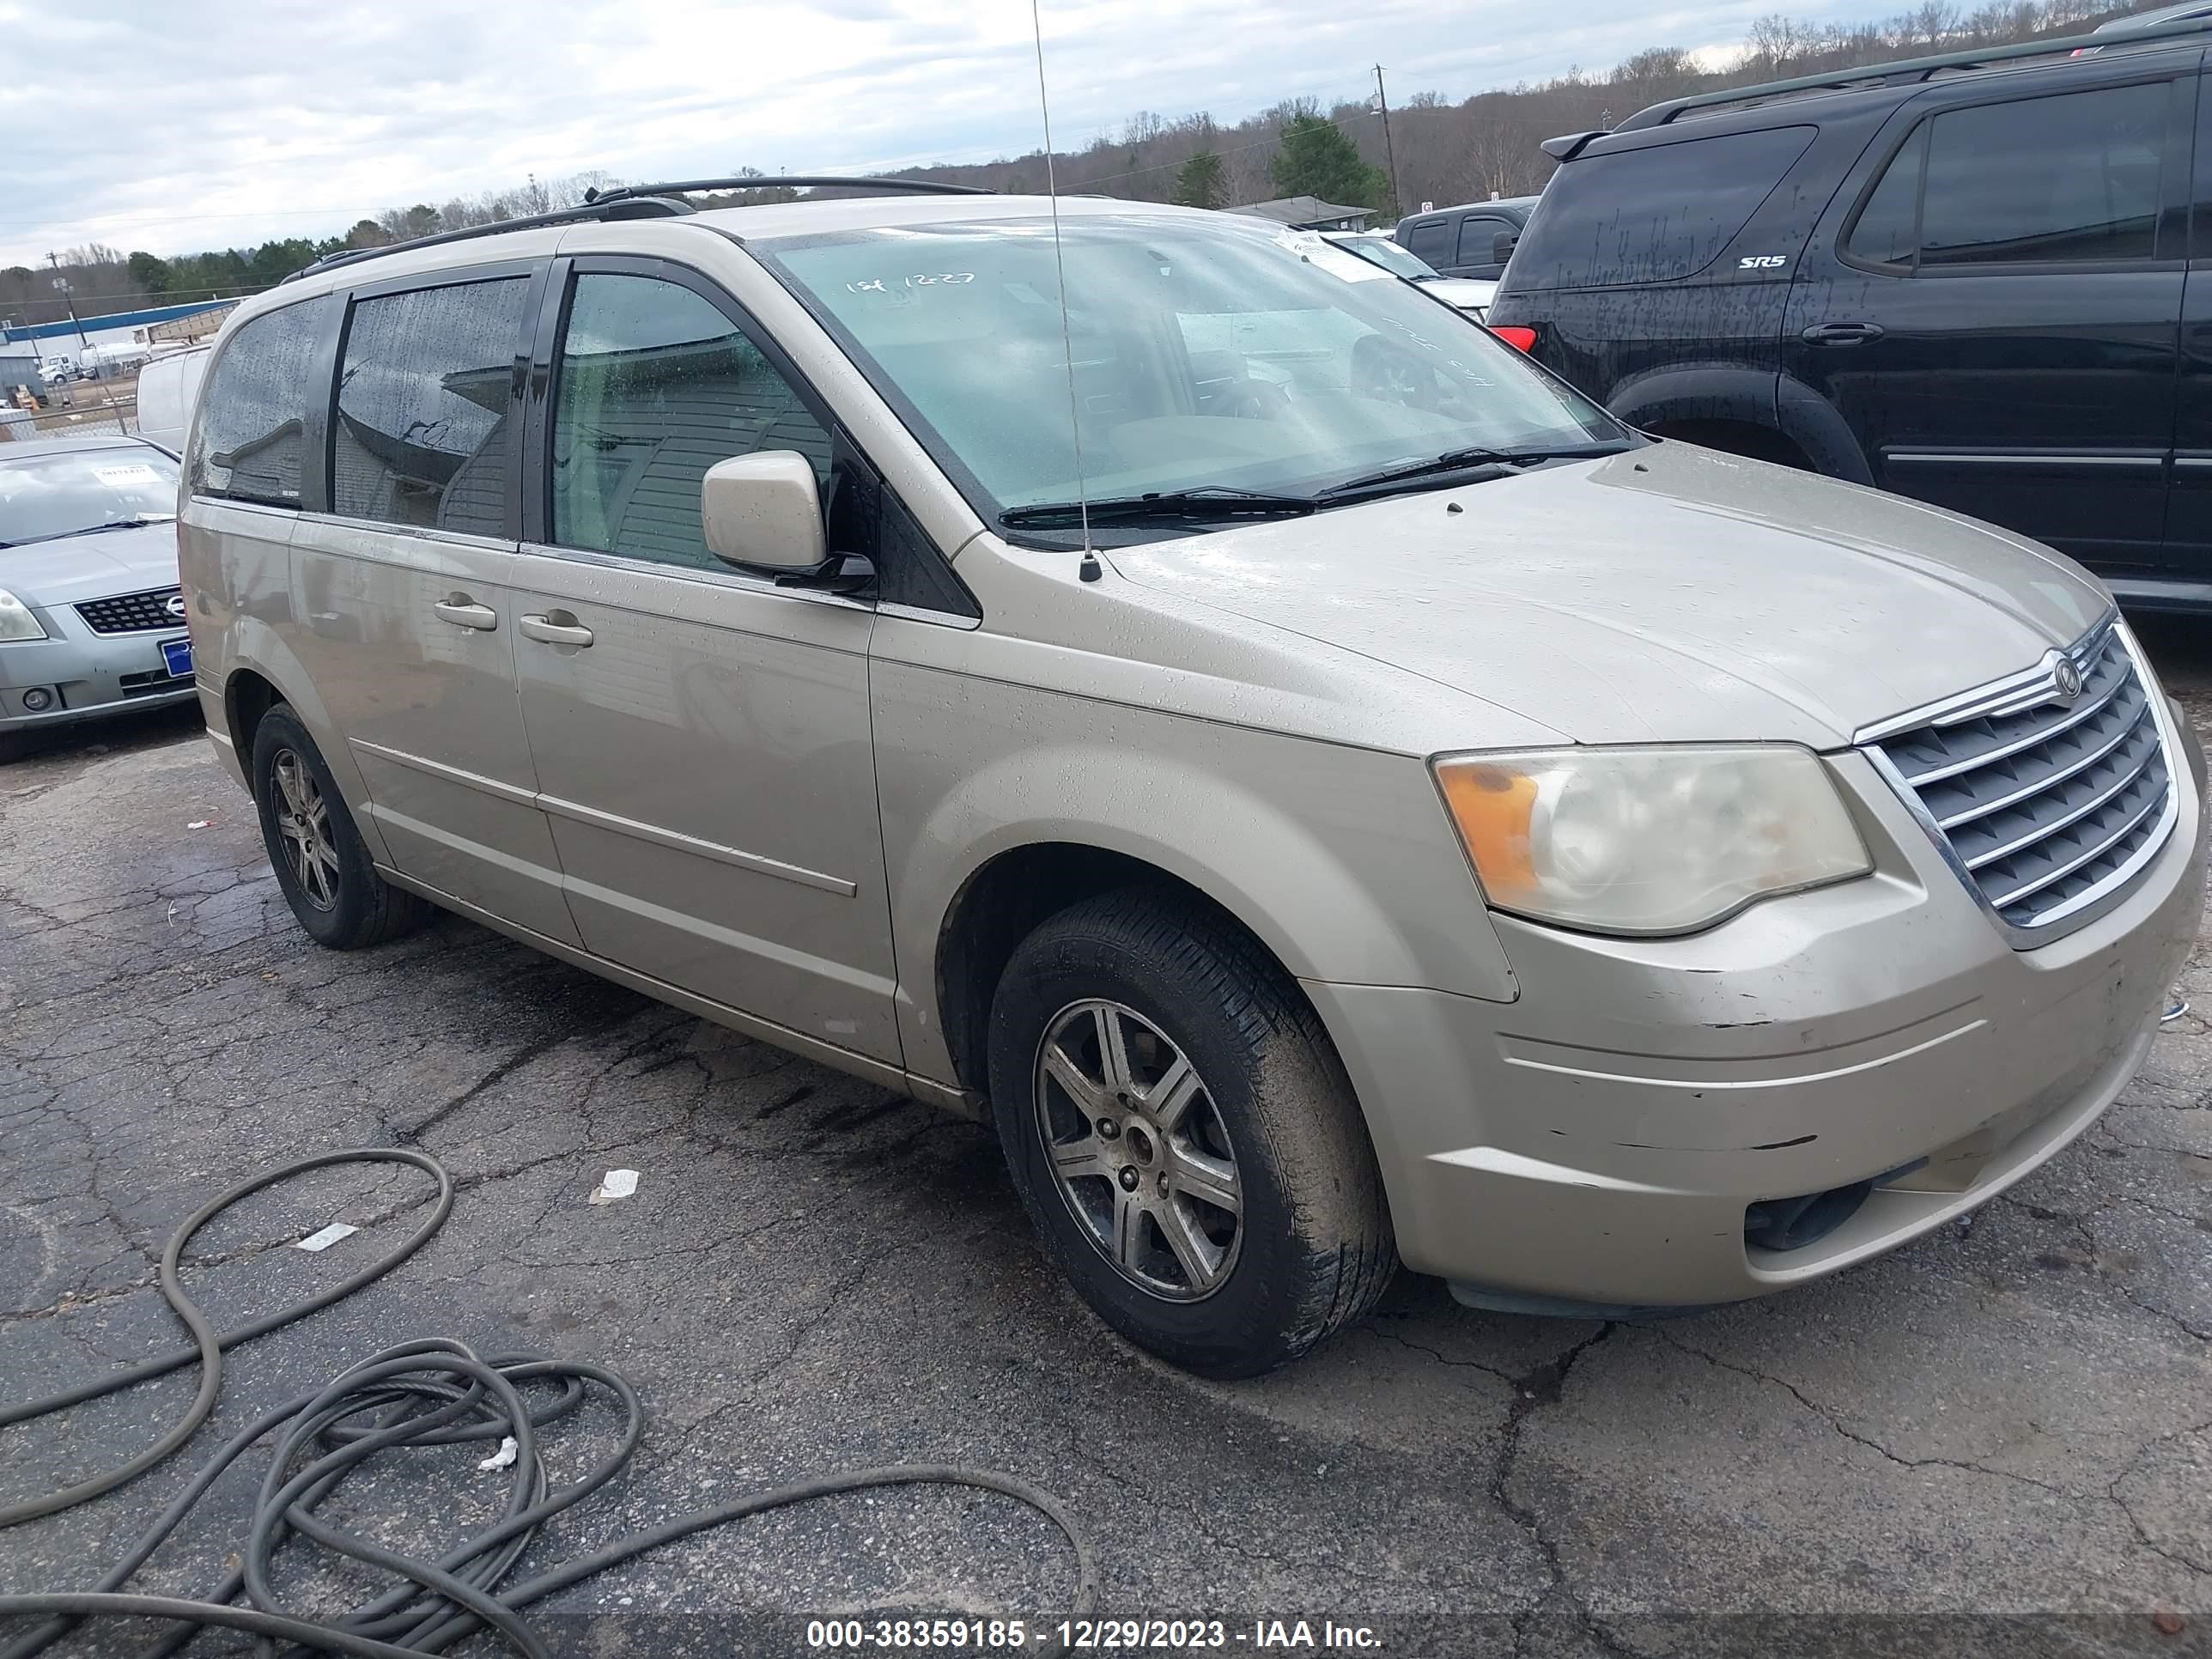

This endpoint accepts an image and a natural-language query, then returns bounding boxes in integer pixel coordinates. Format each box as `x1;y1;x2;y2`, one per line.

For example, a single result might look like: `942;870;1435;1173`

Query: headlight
0;588;44;642
1433;744;1871;935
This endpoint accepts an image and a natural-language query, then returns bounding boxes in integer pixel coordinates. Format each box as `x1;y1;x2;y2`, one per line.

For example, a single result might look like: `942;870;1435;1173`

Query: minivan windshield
759;213;1628;538
0;445;179;549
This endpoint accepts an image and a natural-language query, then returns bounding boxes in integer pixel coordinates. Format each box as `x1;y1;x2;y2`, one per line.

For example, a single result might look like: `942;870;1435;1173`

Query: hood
0;520;181;607
1420;276;1497;312
1109;442;2111;748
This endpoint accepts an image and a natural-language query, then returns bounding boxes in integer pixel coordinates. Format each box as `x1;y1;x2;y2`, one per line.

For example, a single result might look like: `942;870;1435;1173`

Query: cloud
0;0;1899;265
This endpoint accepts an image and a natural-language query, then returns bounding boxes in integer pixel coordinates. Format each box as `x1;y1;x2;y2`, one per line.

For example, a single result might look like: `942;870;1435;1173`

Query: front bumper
1309;712;2206;1310
0;607;196;734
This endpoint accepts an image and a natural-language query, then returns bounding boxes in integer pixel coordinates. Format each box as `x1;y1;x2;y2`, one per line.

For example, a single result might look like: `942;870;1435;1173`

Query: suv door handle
519;612;593;648
433;597;498;630
1801;321;1885;346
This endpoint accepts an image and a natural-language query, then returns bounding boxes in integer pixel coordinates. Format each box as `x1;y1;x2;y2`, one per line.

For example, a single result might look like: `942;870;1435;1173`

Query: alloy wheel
1032;1000;1243;1301
270;749;339;911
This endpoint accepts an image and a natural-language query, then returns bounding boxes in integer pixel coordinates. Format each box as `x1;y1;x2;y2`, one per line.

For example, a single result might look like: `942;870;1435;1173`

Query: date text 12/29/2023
805;1619;1385;1650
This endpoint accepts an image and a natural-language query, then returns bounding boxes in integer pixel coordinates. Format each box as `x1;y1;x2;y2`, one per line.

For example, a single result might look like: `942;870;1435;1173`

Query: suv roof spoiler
1540;131;1610;161
290;174;993;283
1616;13;2212;131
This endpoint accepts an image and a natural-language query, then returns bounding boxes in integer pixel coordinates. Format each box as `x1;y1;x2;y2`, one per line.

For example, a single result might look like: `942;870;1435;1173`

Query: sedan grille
76;586;185;635
1860;622;2175;943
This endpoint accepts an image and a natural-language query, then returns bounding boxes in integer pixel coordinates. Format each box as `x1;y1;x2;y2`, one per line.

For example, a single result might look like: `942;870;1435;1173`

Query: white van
134;345;210;455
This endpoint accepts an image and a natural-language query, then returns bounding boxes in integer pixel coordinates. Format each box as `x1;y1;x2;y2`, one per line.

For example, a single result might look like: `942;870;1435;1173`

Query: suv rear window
1844;82;2170;269
1508;126;1816;289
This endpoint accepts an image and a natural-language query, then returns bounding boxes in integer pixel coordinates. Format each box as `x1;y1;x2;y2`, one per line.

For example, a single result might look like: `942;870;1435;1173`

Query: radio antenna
1030;0;1097;572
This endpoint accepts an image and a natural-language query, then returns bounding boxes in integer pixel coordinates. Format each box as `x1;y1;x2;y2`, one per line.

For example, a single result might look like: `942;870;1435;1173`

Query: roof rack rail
285;174;992;285
290;194;696;281
582;175;993;205
1615;13;2212;132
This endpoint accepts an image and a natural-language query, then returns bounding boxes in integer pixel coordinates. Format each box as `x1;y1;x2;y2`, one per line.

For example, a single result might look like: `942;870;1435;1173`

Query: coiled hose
0;1149;1097;1657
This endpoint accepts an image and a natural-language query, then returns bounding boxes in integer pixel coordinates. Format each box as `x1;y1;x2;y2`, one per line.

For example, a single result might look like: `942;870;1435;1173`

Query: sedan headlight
1433;744;1871;936
0;588;44;642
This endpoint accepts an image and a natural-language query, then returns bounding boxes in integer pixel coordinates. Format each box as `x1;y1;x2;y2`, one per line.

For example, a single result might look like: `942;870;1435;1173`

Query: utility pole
1372;64;1401;216
46;252;89;355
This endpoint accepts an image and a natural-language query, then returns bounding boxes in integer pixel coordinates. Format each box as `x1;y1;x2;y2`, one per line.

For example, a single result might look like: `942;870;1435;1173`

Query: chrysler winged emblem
2049;651;2083;703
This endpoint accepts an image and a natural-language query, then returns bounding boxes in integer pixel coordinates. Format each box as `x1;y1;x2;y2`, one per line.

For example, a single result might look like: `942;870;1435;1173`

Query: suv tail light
1489;325;1537;353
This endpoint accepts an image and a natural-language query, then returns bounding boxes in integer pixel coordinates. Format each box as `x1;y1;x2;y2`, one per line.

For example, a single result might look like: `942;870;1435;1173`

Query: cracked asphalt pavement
3;623;2212;1656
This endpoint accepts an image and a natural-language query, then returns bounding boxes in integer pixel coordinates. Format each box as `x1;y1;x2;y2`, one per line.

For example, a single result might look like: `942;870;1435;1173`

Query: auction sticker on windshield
94;465;161;487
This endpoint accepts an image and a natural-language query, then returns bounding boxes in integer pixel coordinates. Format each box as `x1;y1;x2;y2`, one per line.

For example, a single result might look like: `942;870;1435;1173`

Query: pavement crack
1652;1328;2072;1497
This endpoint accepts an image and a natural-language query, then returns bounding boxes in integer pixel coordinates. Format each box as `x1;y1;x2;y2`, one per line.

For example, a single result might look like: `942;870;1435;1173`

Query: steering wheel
1352;337;1437;410
1224;380;1291;421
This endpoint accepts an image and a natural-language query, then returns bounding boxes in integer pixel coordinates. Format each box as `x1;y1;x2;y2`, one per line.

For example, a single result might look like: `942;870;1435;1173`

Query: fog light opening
19;686;53;713
1745;1179;1875;1254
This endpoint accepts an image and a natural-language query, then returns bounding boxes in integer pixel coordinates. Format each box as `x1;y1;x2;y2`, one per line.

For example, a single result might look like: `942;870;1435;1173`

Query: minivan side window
189;299;325;507
549;272;832;571
332;278;529;534
1846;82;2168;269
1505;125;1816;289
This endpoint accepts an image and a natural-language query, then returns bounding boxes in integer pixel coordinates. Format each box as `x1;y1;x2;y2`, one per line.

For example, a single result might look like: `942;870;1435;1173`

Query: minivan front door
509;261;901;1064
290;266;583;946
1784;72;2192;577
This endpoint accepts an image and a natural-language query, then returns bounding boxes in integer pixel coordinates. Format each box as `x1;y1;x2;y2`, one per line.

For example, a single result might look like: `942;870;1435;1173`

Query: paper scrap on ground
588;1169;639;1206
477;1436;519;1472
187;820;210;830
295;1223;358;1253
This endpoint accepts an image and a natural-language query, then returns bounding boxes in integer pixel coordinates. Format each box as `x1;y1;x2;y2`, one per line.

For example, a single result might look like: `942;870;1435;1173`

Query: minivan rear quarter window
1509;125;1816;289
190;298;326;507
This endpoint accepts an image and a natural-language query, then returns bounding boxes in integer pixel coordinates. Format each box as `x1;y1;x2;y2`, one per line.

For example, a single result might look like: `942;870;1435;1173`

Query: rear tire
988;887;1395;1377
251;707;429;950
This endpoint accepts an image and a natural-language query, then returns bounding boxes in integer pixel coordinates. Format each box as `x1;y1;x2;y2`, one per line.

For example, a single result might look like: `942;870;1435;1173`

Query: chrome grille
1860;622;2176;943
76;586;185;635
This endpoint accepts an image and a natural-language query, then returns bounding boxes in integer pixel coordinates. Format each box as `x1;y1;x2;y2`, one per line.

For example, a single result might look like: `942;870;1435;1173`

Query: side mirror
1492;231;1518;265
701;453;827;574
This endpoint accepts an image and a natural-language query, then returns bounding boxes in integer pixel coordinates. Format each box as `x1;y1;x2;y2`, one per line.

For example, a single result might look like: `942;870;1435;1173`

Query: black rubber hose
0;1146;453;1527
0;1150;1097;1658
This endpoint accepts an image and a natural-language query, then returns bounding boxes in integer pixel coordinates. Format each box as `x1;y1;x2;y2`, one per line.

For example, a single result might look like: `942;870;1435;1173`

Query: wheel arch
933;841;1300;1108
218;622;392;864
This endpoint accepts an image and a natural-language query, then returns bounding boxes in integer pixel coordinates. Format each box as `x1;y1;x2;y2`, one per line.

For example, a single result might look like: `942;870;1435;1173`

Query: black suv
1484;19;2212;611
1393;196;1540;279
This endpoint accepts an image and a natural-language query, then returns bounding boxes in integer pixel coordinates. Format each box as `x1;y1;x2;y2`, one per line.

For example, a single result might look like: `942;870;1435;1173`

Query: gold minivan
180;181;2203;1376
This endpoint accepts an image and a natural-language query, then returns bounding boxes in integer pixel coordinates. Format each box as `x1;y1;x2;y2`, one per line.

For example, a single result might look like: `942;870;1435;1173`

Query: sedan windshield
1333;236;1441;281
0;446;179;548
759;214;1626;538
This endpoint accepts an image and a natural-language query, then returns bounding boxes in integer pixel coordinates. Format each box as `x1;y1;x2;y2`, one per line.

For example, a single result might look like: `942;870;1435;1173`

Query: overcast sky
0;0;1900;269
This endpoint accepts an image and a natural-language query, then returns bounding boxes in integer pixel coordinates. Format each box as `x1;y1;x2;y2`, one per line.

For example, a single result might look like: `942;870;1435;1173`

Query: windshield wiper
1319;444;1632;501
14;515;177;547
999;488;1317;530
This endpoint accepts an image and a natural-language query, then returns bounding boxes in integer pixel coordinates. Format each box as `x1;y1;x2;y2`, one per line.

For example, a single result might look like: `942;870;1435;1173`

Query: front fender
872;667;1522;1089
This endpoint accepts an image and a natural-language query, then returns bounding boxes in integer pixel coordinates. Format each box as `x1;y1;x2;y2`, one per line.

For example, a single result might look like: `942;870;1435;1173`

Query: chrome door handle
519;612;594;647
1800;321;1885;346
433;598;498;630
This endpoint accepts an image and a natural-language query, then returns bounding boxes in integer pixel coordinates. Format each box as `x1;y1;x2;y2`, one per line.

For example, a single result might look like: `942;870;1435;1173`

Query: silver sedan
0;434;193;755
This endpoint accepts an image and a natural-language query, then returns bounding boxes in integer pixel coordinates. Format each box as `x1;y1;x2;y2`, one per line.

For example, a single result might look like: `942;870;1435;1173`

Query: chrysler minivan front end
1315;618;2203;1312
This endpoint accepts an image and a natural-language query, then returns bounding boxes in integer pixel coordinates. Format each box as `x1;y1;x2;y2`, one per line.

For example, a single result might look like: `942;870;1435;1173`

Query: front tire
251;707;429;950
988;888;1395;1377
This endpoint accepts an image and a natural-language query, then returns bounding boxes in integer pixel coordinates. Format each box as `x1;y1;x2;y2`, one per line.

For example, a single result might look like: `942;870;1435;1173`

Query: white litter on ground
295;1223;358;1253
477;1436;519;1472
588;1169;640;1206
